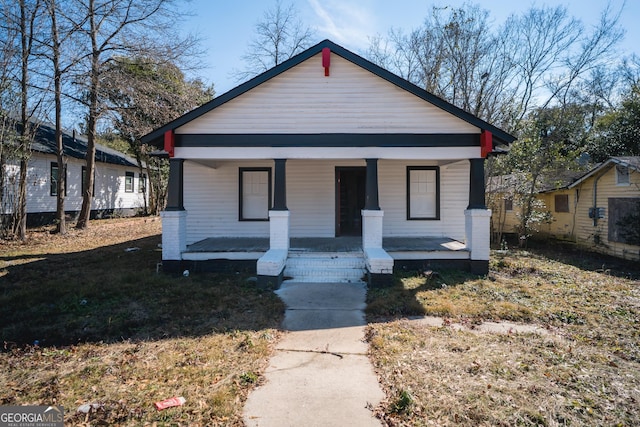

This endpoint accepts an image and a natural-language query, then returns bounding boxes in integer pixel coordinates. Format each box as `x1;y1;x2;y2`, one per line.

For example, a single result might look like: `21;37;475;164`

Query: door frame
335;166;367;236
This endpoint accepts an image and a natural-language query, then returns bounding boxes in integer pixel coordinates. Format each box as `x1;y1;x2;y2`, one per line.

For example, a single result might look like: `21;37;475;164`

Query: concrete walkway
243;282;384;427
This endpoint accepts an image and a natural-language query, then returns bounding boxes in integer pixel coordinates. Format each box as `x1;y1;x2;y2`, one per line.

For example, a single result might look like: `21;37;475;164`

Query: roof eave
567;160;614;189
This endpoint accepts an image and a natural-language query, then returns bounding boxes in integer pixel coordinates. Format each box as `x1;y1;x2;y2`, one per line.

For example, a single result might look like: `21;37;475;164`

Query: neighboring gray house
2;121;148;225
142;40;515;286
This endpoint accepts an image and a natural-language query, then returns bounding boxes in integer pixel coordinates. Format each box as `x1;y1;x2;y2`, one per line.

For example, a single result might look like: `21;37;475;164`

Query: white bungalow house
141;40;515;286
2;121;148;225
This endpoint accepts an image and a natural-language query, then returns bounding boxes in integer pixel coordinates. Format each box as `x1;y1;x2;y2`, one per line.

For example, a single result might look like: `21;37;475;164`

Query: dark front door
336;167;366;236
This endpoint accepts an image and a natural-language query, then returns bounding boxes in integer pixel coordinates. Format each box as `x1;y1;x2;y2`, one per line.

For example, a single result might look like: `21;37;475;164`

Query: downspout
570;187;579;240
592;170;606;227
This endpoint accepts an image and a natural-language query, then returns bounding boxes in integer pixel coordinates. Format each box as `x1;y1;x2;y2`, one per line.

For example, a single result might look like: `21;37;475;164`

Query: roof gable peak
141;39;515;146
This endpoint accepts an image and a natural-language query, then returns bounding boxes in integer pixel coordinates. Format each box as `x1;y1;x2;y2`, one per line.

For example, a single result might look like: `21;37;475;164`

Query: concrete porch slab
185;236;467;253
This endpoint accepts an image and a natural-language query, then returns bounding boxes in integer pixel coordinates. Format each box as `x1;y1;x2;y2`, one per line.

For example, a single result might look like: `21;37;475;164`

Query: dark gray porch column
467;158;486;209
166;158;184;211
273;159;287;211
365;158;380;210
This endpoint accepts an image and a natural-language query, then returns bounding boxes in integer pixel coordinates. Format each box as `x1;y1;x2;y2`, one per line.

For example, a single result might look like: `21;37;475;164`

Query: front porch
184;235;468;255
178;235;473;286
160;156;492;285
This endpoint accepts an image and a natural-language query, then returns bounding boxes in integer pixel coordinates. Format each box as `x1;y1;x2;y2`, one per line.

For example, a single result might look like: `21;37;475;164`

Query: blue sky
183;0;639;95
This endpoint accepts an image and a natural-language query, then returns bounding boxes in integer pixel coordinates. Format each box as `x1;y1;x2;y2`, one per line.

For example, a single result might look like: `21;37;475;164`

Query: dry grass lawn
0;217;285;426
367;248;640;426
3;220;639;426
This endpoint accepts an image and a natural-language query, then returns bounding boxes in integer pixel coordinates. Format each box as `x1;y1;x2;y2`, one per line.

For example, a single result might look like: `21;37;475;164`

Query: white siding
1;153;146;215
182;159;469;243
380;160;468;241
176;53;479;135
183;160;271;244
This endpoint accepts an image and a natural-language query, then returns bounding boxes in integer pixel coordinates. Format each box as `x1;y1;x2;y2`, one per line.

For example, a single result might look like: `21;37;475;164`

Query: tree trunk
76;0;98;229
16;0;33;240
50;0;66;234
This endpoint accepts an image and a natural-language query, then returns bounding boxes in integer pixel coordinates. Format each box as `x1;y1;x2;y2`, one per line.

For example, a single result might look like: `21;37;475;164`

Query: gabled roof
141;39;516;147
568;156;640;189
13;120;138;167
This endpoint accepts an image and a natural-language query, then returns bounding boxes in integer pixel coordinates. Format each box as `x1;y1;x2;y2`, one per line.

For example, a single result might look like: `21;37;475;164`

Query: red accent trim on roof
481;130;492;158
322;47;330;76
164;130;175;158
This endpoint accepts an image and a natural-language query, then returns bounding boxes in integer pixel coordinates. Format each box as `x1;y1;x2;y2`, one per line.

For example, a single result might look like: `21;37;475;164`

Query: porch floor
185;236;467;253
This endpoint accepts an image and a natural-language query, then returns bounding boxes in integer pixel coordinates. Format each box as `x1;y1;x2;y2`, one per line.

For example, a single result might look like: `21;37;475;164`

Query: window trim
125;171;135;193
406;166;440;220
615;164;630;186
50;162;66;197
239;167;272;221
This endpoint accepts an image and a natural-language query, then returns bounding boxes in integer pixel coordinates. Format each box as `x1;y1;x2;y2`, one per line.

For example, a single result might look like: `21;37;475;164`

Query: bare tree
0;2;20;236
236;0;315;81
368;5;518;129
506;4;623;132
367;3;624;134
8;0;44;240
71;0;197;229
44;0;82;234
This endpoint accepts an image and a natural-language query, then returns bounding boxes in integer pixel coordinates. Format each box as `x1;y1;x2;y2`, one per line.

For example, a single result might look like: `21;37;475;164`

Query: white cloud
307;0;375;49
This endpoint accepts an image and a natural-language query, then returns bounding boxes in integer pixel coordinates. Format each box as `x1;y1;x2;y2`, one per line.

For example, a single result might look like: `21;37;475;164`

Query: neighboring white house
2;121;148;226
141;40;515;286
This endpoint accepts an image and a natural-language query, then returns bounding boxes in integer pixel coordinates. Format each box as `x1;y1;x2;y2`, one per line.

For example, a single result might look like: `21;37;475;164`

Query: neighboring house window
239;168;271;221
125;171;134;192
138;173;146;193
407;166;440;220
50;162;66;196
615;165;630;185
81;166;95;197
504;197;513;212
554;194;569;213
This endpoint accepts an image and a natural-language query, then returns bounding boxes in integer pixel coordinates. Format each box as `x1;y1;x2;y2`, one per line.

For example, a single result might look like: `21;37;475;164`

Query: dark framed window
125;171;134;192
50;162;66;196
138;173;146;193
81;166;95;197
555;194;569;213
239;168;272;221
407;166;440;220
504;197;513;211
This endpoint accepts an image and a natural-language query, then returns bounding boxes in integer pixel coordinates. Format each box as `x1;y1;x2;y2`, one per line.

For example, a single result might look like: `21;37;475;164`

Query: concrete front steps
283;251;367;283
